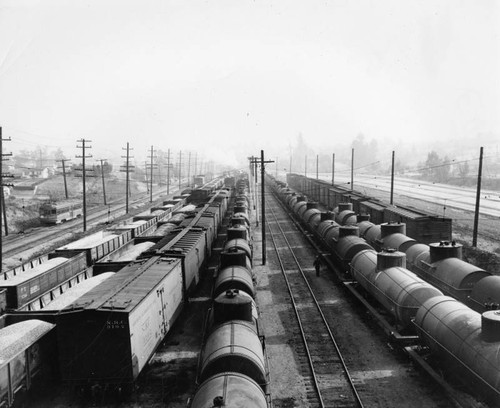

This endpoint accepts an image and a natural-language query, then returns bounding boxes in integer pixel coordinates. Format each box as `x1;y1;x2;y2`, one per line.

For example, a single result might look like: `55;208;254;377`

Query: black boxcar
57;257;183;386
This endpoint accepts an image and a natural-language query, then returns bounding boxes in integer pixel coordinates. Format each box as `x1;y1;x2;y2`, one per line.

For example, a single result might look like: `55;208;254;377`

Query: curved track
266;193;364;408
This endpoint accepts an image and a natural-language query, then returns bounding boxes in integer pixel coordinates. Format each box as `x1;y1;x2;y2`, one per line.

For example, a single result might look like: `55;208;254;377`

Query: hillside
2;174;149;234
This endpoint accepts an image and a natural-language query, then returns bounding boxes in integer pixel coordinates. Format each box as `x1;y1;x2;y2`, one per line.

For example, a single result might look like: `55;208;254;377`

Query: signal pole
76;139;92;232
121;143;134;214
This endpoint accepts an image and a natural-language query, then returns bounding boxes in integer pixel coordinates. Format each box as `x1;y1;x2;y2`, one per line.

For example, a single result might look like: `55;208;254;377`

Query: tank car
189;372;267;408
214;265;255;299
198;320;267;389
414;296;500;404
410;242;490;305
468;275;500;313
351;249;443;329
334;203;357;226
211;289;258;326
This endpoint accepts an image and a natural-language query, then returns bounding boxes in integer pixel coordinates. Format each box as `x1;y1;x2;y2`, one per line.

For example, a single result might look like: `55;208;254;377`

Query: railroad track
1;187;183;266
266;192;364;408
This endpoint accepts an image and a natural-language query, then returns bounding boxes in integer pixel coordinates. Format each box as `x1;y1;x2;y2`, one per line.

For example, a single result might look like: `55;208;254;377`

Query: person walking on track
313;255;321;277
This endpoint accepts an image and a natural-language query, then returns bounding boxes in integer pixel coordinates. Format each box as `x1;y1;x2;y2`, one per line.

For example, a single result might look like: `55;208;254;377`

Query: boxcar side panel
128;261;183;377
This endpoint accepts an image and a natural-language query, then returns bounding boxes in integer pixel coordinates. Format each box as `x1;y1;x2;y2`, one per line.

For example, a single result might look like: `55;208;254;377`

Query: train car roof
152;228;207;254
43;272;115;311
104;241;156;262
0;320;55;366
0;257;67;286
63;257;181;312
386;204;452;221
59;232;119;249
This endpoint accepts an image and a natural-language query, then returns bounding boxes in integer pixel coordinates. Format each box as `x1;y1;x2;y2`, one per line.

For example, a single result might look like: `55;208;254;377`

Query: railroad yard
3;3;499;407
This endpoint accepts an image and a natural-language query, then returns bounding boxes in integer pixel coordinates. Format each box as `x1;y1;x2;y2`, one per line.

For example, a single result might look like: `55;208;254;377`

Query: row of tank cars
0;174;239;407
189;174;271;408
270;173;500;407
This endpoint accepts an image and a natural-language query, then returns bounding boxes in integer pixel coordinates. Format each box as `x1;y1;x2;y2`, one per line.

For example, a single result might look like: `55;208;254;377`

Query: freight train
189;172;270;408
269;173;500;406
0;175;230;407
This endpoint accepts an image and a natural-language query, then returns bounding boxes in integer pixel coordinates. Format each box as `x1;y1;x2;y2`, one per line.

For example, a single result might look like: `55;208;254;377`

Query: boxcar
383;205;451;244
0;320;56;407
57;257;183;387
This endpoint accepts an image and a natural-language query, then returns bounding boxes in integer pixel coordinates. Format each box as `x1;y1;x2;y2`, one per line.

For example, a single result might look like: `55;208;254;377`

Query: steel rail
266;189;365;408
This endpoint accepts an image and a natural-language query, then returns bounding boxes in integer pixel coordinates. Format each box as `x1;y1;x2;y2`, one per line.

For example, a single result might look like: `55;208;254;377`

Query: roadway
317;173;500;218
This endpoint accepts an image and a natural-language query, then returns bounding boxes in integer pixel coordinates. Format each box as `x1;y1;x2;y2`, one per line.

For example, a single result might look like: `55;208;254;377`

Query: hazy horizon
1;1;499;171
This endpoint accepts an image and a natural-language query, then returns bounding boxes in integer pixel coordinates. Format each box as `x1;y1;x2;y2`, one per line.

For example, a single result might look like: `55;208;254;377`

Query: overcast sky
0;0;499;169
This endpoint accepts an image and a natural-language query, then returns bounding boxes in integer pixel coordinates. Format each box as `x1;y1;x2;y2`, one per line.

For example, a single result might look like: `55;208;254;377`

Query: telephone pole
166;148;171;195
120;143;134;214
1;127;14;249
59;159;71;199
250;151;274;265
351;148;354;190
194;152;198;178
98;159;108;205
331;153;335;186
187;152;192;187
147;146;157;203
473;147;484;247
390;151;395;205
76;139;92;232
178;150;182;191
